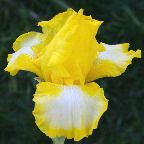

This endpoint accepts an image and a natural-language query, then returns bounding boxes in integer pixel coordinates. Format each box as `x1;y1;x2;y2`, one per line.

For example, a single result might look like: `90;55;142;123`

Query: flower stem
52;136;65;144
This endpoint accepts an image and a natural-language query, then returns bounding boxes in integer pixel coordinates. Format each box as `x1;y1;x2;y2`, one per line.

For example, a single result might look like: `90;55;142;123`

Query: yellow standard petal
37;8;75;57
5;32;43;78
33;82;108;141
41;9;103;84
86;43;141;82
38;8;75;35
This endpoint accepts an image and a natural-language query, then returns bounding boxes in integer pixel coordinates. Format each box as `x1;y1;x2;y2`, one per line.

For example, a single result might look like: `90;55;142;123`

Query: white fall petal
33;82;108;141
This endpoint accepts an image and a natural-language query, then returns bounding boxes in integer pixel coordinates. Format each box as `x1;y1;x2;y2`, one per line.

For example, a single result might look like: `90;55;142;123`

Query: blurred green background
0;0;144;144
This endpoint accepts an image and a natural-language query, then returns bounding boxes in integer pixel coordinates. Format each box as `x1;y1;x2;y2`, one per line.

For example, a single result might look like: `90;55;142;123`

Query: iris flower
5;9;141;143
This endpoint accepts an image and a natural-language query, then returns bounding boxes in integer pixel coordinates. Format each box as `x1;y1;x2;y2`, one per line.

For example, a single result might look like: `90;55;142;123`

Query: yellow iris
5;9;141;142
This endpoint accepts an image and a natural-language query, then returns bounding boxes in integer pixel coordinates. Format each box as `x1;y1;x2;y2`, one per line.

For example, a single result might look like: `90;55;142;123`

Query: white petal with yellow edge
86;43;141;82
33;82;108;141
5;32;43;77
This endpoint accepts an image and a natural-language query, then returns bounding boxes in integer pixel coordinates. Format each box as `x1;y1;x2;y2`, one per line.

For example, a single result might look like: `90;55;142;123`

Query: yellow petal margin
40;9;103;84
33;82;108;141
86;43;141;82
5;32;43;77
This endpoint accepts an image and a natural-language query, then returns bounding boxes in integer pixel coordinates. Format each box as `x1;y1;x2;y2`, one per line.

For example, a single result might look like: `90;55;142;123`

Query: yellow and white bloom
5;9;141;142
